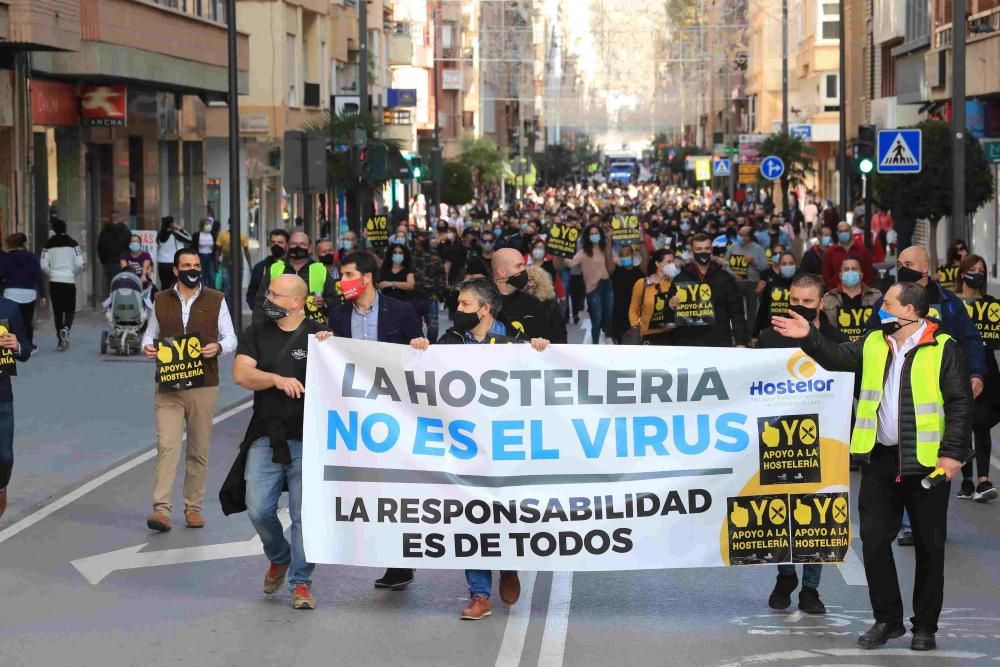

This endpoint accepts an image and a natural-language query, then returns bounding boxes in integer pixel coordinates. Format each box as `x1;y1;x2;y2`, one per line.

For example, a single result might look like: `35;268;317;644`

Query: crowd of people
0;179;995;653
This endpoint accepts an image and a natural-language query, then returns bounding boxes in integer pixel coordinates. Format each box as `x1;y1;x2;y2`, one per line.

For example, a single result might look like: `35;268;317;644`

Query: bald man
233;272;330;610
493;247;562;341
866;246;985;394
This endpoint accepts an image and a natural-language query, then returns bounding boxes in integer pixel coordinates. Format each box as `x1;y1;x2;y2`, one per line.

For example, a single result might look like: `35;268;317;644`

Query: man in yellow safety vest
252;231;338;326
772;281;973;653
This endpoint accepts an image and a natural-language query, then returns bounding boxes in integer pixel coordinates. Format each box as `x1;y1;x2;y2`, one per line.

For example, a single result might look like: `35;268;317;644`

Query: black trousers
16;301;35;348
859;445;950;633
49;282;77;333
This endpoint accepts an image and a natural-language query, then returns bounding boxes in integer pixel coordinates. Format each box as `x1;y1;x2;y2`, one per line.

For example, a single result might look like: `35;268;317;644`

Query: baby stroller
101;271;149;356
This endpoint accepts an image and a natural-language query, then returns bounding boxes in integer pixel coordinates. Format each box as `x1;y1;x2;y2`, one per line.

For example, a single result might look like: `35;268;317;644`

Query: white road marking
72;509;290;585
837;539;867;586
494;571;538;667
0;400;252;546
537;571;573;667
817;648;987;659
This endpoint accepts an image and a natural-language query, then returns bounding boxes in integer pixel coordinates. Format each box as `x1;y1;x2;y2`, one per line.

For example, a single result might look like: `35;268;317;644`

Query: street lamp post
952;0;967;243
226;0;242;334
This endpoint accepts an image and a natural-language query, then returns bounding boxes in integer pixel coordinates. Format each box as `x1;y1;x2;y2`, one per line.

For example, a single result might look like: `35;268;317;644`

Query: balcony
387;27;412;67
31;0;249;95
927;6;1000;100
5;0;81;51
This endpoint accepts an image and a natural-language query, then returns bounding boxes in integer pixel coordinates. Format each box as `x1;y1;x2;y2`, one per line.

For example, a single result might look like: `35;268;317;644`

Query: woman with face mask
195;218;217;288
377;244;415;302
611;245;645;343
955;254;999;502
120;234;154;290
556;224;617;344
752;252;798;340
626;248;678;345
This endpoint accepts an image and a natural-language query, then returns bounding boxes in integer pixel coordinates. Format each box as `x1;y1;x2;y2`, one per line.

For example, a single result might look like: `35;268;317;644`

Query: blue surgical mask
821;235;832;247
393;236;407;245
837;231;852;244
391;254;404;264
129;242;141;253
620;256;634;268
589;234;601;244
779;265;796;279
680;222;691;232
342;240;354;251
841;270;861;288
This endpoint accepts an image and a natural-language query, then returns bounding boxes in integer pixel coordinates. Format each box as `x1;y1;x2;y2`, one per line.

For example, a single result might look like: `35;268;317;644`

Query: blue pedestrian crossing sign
877;129;922;174
713;158;731;177
760;155;785;181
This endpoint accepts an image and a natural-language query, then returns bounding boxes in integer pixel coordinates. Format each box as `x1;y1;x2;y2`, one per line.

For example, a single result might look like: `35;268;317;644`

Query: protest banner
610;215;640;244
0;320;16;376
155;333;206;390
366;215;390;247
671;277;716;327
545;223;580;259
965;298;1000;350
302;339;853;570
834;306;874;342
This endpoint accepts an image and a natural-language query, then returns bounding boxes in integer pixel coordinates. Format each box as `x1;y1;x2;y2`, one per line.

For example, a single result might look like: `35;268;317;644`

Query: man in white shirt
141;248;237;532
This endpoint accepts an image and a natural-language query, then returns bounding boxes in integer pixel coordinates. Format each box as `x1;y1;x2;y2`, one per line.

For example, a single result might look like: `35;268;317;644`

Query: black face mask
789;304;818;323
453;309;482;332
896;265;925;283
287;246;309;260
693;252;712;266
319;254;335;266
879;317;918;336
507;270;529;291
963;273;986;289
262;297;287;321
177;269;201;289
270;244;285;259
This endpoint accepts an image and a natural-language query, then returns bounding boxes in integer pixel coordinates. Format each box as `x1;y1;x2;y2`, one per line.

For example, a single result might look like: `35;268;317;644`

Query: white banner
303;339;854;571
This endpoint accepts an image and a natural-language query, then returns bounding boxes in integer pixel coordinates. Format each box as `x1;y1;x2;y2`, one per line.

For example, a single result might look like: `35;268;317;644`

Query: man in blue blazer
327;250;422;590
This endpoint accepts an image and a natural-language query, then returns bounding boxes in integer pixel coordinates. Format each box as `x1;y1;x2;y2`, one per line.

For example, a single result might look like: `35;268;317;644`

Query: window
818;0;840;41
880;40;901;97
904;0;930;44
462;110;475;129
821;72;840;112
286;34;297;106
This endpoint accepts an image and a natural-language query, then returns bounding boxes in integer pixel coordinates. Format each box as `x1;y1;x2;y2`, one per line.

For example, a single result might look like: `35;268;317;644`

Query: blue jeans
902;508;911;533
244;437;314;589
413;297;439;342
199;253;217;288
466;569;492;598
777;563;822;589
558;267;573;318
585;278;614;344
0;402;13;489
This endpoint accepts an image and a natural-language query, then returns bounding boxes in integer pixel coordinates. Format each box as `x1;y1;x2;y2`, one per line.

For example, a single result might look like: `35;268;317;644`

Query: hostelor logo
749;352;835;396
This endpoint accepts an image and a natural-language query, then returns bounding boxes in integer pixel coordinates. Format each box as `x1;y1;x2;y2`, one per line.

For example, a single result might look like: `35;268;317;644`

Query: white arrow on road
72;509;291;585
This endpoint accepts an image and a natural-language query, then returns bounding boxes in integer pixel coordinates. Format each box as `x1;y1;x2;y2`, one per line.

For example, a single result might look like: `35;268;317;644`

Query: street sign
694;156;712;182
983;141;1000;165
713;158;731;177
877;129;922;174
790;125;812;141
760;155;785;181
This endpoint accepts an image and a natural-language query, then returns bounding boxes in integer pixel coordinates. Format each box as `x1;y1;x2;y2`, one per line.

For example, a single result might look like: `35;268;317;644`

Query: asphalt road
1;310;999;667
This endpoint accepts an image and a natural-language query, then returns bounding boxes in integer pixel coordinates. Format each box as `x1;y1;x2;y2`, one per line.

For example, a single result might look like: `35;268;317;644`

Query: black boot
858;622;906;649
797;586;826;614
767;572;798;610
374;568;415;590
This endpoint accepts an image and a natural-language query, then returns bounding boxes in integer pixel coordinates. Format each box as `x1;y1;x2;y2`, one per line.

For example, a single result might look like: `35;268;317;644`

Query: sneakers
974;480;998;503
460;595;492;620
767;572;798;610
57;328;70;352
146;511;172;532
291;584;316;610
184;510;205;528
797;586;826;614
897;531;914;546
499;571;520;605
374;568;415;590
957;478;975;499
263;562;290;594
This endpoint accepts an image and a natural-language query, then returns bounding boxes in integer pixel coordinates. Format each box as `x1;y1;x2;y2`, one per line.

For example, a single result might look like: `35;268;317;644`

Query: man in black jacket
772;282;973;652
757;273;847;616
246;229;289;310
492;248;564;342
409;277;549;620
668;234;748;348
97;210;131;292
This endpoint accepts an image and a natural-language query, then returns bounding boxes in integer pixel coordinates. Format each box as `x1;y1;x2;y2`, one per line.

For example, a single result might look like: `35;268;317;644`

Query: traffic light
429;147;443;182
857;124;876;175
410;155;424;180
367;142;388;181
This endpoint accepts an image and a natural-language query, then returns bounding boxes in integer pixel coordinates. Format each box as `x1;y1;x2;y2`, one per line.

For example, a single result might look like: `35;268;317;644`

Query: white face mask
662;263;681;278
531;247;545;260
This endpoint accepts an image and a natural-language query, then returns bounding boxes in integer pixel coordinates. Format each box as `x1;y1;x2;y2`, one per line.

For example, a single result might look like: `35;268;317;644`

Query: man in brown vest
142;247;237;531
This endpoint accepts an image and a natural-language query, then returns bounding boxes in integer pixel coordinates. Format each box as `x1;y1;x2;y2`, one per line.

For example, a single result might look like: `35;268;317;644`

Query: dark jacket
252;259;339;325
865;280;986;381
329;292;421;344
98;222;131;265
0;249;46;296
669;260;749;347
0;297;31;403
799;322;973;476
246;257;278;310
436;326;525;345
800;245;824;276
757;318;847;349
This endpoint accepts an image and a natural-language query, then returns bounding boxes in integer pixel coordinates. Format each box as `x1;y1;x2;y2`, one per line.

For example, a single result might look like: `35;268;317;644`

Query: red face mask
341;275;366;301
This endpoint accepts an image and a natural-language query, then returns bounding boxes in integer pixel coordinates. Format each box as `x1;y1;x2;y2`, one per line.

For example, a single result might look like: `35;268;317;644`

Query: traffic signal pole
357;0;369;237
225;0;242;334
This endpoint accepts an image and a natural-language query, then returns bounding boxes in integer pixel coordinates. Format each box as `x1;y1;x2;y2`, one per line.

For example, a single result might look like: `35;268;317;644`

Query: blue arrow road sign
760;155;785;181
713;158;731;177
877;129;921;173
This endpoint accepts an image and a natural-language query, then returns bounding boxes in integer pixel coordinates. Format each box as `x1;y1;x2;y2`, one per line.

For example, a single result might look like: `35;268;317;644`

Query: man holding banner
773;282;973;651
142;248;236;532
410;277;550;619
